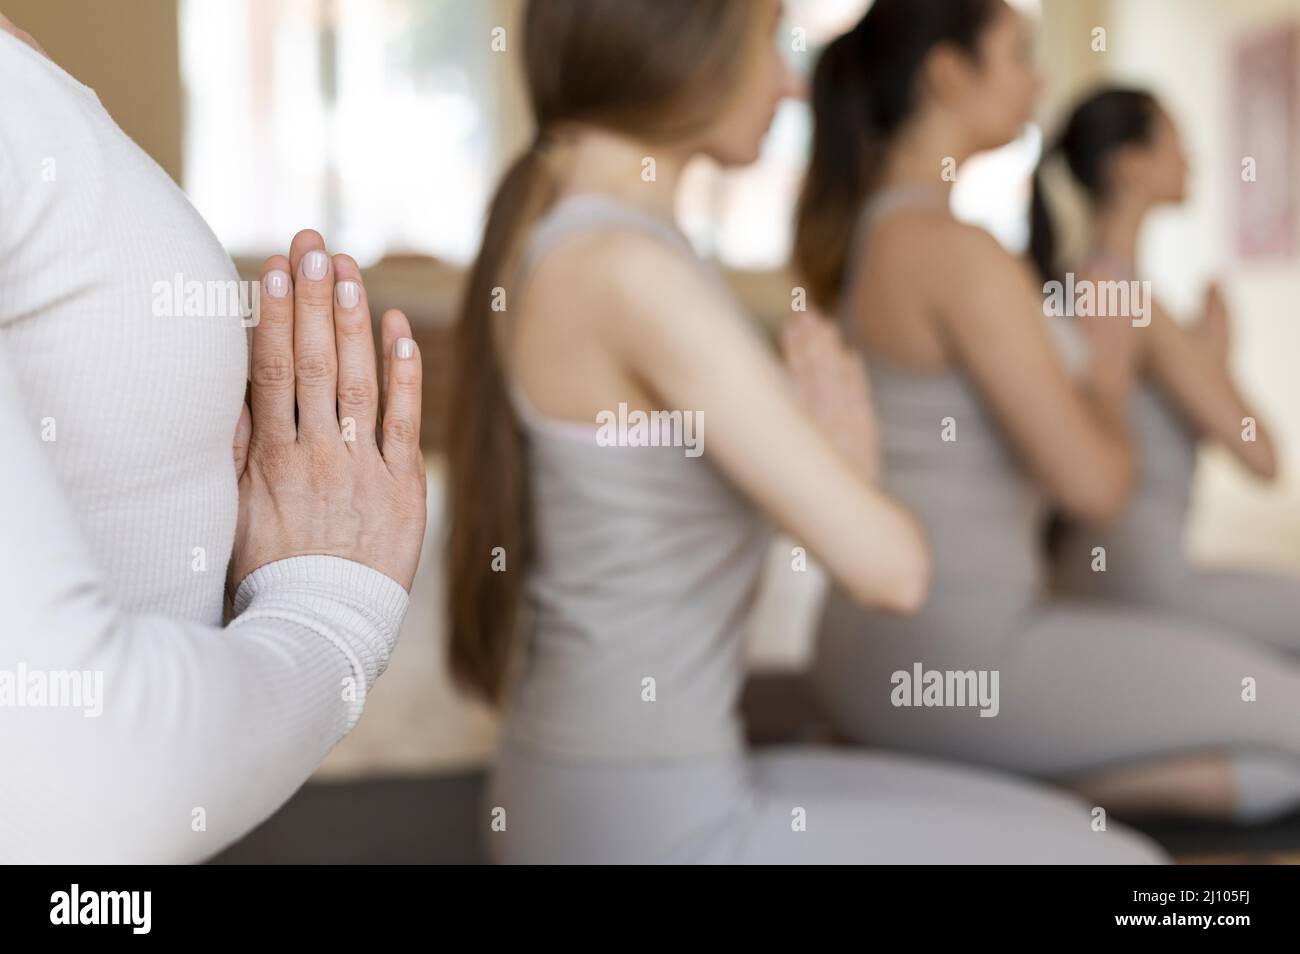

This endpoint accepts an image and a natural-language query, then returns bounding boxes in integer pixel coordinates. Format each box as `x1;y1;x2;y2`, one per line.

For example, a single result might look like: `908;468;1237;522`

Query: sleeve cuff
231;555;410;720
233;554;409;620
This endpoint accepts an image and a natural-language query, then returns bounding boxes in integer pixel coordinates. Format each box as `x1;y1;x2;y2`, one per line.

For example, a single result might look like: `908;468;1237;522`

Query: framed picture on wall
1233;22;1298;260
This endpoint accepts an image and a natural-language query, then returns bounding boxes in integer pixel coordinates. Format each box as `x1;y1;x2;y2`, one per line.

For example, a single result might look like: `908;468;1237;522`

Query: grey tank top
1051;260;1200;594
839;188;1052;599
1126;383;1197;511
500;194;771;761
1075;253;1198;513
1052;383;1198;599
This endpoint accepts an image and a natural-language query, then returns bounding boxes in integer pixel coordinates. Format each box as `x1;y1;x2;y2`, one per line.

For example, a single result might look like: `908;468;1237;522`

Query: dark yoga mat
210;674;1300;864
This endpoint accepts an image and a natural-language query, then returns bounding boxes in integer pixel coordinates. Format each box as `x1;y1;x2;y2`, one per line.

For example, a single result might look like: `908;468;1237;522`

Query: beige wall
1038;0;1111;121
6;0;183;182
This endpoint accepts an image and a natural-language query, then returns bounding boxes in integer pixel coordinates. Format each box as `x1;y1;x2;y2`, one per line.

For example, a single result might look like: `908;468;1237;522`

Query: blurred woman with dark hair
799;0;1300;825
1033;87;1295;653
446;0;1161;863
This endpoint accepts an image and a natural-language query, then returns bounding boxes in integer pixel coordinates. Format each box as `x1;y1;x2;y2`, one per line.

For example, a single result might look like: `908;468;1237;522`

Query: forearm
1081;353;1135;443
0;556;406;863
0;340;408;862
1066;348;1137;519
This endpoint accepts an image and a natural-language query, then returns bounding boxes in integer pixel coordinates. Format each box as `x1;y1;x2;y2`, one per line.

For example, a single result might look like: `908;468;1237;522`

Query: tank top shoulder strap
505;194;727;437
837;185;952;336
514;191;740;328
517;193;698;289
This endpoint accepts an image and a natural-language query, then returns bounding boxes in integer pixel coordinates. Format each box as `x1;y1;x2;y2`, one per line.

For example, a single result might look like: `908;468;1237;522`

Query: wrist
231;555;410;712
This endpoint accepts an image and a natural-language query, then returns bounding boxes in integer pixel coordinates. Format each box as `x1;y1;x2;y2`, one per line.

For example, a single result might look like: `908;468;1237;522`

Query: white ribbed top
0;31;408;862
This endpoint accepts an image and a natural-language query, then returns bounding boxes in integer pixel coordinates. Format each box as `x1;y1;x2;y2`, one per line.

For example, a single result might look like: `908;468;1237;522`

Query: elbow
1062;456;1133;526
31;805;234;864
884;553;930;615
886;517;931;615
1068;485;1127;526
847;521;931;615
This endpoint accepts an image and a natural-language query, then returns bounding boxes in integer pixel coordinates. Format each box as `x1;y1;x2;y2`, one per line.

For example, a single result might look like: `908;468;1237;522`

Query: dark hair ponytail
795;0;1003;310
1028;137;1062;284
1028;87;1160;282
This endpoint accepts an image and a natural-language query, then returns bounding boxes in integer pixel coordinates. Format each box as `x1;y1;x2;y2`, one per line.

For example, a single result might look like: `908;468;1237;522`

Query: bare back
841;188;1134;523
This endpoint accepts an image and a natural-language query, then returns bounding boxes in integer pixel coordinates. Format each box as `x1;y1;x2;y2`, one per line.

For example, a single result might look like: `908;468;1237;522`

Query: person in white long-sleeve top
0;15;428;862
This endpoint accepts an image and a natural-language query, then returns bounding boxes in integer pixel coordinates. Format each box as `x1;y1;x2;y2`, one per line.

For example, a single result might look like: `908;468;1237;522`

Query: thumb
232;402;252;478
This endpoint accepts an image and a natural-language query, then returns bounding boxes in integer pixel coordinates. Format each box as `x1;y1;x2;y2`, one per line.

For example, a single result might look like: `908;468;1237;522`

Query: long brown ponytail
794;0;1003;311
447;0;766;702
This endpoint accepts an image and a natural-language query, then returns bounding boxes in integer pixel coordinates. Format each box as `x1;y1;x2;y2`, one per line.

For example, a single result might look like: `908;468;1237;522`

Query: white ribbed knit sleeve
0;334;409;863
0;28;416;864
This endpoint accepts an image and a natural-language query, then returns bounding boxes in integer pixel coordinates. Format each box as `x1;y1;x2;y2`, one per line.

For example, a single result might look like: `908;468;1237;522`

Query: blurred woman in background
446;0;1161;863
799;0;1300;825
1034;87;1297;655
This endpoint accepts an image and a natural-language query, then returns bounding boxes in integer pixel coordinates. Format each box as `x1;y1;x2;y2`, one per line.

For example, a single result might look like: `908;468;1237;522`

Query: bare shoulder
869;210;1014;278
520;223;736;359
911;220;1048;342
525;226;711;306
939;218;1019;272
937;221;1040;300
558;226;727;314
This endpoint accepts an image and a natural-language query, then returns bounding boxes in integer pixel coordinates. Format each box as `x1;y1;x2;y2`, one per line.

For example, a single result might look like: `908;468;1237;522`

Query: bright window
181;0;1042;269
677;0;873;269
678;0;1043;267
181;0;500;264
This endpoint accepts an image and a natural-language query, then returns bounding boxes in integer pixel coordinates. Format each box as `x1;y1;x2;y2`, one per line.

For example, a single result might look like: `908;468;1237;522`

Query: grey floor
211;675;1300;864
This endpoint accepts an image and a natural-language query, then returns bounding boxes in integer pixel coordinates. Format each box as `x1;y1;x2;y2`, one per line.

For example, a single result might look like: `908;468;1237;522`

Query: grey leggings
1055;504;1300;659
813;591;1300;788
484;737;1165;863
1034;497;1300;820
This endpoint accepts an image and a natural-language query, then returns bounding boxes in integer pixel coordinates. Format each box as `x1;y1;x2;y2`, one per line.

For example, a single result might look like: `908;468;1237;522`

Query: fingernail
336;280;360;309
264;269;290;299
396;337;415;360
302;250;328;281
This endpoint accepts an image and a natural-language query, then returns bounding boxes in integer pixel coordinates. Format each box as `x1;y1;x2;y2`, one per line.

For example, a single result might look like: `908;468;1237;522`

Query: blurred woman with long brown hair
799;0;1300;826
445;0;1162;863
